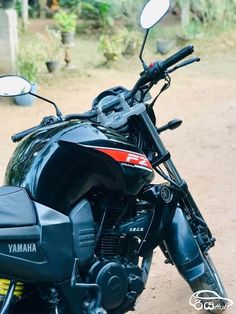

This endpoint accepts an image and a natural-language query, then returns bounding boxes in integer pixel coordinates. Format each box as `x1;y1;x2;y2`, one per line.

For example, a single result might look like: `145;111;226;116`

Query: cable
149;75;171;109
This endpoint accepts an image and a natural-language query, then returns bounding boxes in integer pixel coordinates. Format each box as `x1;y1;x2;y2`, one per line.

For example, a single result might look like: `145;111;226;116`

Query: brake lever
167;57;200;74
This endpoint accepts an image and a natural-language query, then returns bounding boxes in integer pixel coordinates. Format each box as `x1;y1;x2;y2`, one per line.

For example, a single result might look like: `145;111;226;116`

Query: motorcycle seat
0;186;36;227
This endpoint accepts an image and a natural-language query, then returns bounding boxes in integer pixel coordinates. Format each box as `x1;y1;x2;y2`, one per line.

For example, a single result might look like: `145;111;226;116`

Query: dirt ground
0;25;236;313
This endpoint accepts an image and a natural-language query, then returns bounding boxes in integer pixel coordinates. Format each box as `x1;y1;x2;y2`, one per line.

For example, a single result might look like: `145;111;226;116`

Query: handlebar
89;45;195;116
159;45;194;71
11;111;101;142
12;125;41;143
12;115;62;143
11;45;196;143
143;45;194;84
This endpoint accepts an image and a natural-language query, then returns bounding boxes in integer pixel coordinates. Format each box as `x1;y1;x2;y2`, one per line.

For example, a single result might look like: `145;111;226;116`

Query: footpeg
71;259;107;314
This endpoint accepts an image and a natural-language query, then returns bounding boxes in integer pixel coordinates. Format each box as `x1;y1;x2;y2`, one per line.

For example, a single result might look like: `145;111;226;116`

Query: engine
83;194;153;313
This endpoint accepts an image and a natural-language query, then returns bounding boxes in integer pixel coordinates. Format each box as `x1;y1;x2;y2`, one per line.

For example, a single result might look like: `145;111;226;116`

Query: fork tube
140;111;183;185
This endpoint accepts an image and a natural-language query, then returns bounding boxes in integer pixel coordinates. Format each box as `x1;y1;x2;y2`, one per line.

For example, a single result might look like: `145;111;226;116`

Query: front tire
189;252;228;313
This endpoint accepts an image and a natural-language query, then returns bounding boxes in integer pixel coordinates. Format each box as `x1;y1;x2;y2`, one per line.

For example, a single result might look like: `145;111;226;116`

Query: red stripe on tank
95;147;152;170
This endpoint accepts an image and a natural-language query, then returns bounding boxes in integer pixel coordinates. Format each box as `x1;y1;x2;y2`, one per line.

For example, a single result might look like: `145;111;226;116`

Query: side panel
70;199;95;266
0;202;74;283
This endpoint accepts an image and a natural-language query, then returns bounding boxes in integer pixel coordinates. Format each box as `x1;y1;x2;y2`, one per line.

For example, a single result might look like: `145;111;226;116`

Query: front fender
164;207;205;283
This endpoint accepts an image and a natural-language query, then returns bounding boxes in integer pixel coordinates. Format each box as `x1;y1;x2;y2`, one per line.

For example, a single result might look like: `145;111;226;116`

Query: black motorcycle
0;1;228;314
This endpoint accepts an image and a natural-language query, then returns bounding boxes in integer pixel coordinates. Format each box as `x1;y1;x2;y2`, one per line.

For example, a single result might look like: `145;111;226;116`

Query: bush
79;0;114;29
18;61;38;83
175;0;236;25
99;33;123;62
17;40;45;82
44;26;62;61
78;0;143;29
59;0;81;10
54;10;77;33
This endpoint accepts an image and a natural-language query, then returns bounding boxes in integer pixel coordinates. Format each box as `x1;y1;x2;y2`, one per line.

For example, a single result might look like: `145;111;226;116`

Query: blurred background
0;1;236;313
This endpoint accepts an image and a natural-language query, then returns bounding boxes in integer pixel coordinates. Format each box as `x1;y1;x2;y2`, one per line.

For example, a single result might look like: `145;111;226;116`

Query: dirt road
0;33;235;313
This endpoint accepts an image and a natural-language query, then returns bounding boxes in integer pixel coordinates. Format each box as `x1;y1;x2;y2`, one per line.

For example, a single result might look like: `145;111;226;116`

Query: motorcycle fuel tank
5;120;154;213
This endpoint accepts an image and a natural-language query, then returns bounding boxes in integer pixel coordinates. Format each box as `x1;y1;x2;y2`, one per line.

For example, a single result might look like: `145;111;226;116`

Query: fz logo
126;153;149;167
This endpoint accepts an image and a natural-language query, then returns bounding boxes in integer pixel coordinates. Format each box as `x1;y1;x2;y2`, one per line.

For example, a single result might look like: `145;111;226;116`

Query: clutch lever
12;115;60;143
167;57;200;74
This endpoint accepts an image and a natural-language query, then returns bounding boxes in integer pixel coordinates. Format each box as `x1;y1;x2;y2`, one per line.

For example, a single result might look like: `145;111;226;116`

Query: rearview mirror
140;0;170;30
0;75;32;97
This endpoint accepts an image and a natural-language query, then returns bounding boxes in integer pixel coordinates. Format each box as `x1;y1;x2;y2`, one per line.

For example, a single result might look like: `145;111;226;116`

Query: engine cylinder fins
89;261;128;311
100;235;123;256
0;278;24;299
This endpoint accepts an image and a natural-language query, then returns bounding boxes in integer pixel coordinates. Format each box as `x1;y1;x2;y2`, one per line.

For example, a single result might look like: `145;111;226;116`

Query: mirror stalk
29;92;63;120
139;29;149;70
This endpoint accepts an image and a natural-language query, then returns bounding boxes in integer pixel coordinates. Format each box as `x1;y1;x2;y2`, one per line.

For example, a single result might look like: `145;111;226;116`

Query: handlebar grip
12;125;41;143
160;45;194;71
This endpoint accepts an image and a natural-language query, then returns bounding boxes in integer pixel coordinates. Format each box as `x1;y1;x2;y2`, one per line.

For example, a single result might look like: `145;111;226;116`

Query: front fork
140;111;184;184
140;111;214;245
140;111;215;282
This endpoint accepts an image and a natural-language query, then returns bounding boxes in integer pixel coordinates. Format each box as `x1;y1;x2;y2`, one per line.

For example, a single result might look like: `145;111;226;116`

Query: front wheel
189;252;228;313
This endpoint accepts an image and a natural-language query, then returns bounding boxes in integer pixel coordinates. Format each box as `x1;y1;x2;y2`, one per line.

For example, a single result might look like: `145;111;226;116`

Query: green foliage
78;1;97;16
15;0;40;18
99;33;123;62
59;0;97;17
97;0;144;63
174;0;236;39
18;61;38;83
97;0;114;29
122;30;141;56
176;0;236;26
17;38;45;83
15;0;22;17
206;0;236;25
99;29;141;62
179;20;203;39
79;0;114;29
59;0;80;10
54;10;77;33
78;0;143;29
111;0;144;28
44;26;62;61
